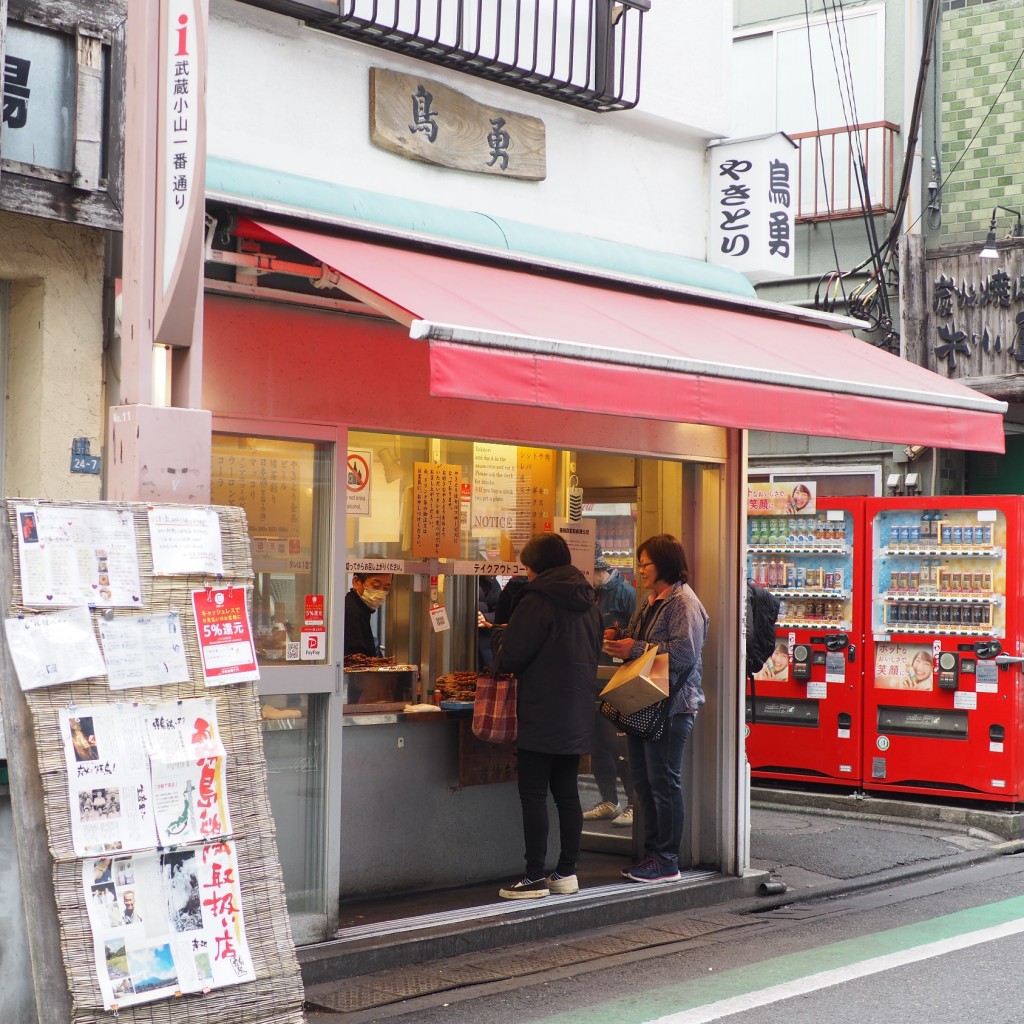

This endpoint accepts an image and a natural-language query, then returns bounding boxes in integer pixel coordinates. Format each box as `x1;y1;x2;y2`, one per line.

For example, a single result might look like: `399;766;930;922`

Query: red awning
253;221;1007;453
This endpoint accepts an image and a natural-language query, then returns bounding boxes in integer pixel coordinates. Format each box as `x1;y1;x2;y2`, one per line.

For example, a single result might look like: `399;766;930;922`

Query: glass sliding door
211;426;343;944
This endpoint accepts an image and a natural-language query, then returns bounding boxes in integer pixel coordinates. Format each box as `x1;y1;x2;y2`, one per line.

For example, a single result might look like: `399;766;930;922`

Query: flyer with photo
61;700;231;856
15;503;142;608
84;842;254;1011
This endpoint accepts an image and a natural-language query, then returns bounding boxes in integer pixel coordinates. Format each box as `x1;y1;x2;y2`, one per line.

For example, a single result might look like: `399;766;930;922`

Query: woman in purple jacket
603;534;709;884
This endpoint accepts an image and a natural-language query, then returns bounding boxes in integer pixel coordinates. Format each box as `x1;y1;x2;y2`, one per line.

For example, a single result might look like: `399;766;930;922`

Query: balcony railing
245;0;649;111
790;121;900;222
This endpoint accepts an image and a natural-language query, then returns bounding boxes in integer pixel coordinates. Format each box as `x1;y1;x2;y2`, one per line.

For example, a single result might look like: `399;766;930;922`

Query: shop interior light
979;205;1023;259
377;445;403;484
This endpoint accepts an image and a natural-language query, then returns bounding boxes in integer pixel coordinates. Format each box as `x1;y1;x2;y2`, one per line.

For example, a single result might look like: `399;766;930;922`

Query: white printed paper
15;504;142;608
85;843;254;1011
4;607;106;690
99;612;191;690
61;700;232;856
953;690;978;710
806;682;828;700
147;506;224;576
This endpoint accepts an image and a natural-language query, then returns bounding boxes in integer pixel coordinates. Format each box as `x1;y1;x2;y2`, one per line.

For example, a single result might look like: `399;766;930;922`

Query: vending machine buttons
792;644;811;682
937;651;959;690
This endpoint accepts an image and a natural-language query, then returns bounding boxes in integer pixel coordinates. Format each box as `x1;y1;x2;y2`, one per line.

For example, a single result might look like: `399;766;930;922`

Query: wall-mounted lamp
377;441;403;484
979;205;1024;259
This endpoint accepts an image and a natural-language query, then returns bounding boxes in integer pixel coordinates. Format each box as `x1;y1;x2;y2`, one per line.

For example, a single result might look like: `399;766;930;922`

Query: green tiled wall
941;0;1024;243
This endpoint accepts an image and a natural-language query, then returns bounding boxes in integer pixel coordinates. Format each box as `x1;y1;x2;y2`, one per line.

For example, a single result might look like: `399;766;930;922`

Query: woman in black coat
492;533;603;900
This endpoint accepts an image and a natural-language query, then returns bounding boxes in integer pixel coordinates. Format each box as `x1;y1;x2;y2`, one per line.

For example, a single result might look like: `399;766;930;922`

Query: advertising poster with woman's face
874;642;934;691
746;481;817;517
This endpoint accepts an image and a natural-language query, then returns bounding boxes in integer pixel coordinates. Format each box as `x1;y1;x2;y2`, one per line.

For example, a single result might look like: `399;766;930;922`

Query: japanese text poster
147;506;224;576
191;586;260;685
85;842;254;1011
411;462;461;558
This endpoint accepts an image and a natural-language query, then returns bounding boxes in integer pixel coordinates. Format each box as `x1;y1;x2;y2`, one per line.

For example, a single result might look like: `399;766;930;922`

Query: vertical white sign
707;132;797;282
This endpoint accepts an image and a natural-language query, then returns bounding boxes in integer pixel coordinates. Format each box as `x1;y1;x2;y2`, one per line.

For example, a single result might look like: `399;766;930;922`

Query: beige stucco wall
1;211;106;499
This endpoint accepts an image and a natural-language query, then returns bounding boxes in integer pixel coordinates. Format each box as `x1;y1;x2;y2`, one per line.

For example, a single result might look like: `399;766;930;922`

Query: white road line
649;916;1024;1023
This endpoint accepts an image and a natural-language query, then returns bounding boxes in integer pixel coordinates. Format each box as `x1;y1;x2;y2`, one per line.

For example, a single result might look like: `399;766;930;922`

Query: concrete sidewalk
301;789;1024;1017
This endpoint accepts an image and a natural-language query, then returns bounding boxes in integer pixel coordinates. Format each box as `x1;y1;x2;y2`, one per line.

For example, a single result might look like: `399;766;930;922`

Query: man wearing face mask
344;569;393;658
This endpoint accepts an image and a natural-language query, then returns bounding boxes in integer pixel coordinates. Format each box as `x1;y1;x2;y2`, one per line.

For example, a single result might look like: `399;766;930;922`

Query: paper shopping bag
599;644;669;714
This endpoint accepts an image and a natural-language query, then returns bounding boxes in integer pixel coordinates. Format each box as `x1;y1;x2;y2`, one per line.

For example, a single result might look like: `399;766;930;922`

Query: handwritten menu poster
15;503;142;608
147;506;224;576
510;446;556;557
411;462;461;558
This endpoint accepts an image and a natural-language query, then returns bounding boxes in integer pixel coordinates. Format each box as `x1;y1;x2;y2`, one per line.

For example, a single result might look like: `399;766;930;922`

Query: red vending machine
745;495;865;787
862;495;1024;802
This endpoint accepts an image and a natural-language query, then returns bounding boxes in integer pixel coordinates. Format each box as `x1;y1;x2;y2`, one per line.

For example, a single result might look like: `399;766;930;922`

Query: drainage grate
306;979;413;1013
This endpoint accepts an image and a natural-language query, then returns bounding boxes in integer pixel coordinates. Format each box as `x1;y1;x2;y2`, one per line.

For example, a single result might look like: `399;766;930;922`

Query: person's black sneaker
625;857;681;883
499;876;550;899
620;855;655;879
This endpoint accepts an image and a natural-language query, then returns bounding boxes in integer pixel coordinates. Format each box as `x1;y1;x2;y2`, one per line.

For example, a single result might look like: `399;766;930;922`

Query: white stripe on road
648;915;1024;1023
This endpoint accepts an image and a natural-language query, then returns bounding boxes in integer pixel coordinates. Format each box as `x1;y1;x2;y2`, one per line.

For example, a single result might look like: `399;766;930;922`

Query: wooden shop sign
370;67;546;181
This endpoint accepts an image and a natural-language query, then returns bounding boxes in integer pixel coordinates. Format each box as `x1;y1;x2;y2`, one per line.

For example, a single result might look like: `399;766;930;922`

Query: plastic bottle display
747;513;851;628
873;509;1004;637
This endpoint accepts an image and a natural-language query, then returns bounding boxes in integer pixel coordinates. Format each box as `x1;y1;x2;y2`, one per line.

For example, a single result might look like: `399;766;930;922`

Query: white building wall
208;0;731;259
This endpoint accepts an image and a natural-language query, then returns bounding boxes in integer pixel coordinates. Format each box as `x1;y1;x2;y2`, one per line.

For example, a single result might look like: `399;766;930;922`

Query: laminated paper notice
15;503;142;608
4;606;106;690
84;842;254;1011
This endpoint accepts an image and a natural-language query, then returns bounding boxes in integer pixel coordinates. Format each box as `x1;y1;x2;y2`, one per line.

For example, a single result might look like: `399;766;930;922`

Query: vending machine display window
870;508;1005;639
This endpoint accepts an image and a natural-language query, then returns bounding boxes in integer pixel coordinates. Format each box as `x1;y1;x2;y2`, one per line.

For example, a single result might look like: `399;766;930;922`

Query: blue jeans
516;749;582;879
627;713;695;869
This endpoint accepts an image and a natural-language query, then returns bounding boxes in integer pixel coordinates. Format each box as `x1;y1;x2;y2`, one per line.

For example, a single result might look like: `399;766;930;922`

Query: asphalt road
327;850;1024;1024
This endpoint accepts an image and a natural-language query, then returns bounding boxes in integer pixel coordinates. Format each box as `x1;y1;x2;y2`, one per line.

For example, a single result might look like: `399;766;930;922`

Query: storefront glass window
211;434;331;664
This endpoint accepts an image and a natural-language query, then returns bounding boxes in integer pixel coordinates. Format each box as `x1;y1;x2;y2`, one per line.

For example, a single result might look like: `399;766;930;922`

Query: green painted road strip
536;895;1024;1024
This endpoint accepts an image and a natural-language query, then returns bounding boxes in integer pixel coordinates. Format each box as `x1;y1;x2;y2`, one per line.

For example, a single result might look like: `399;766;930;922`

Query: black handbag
599;696;671;741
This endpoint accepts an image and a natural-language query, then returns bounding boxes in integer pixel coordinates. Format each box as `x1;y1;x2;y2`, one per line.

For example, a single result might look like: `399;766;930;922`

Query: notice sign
346;449;372;516
555;518;596;582
411;462;461;558
191;586;259;685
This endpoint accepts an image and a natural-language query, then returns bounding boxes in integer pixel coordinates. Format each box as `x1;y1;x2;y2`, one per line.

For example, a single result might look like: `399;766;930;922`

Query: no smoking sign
346;449;372;516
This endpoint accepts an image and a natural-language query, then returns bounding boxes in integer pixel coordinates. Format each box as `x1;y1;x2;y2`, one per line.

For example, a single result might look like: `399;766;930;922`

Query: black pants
591;704;631;805
516;748;582;879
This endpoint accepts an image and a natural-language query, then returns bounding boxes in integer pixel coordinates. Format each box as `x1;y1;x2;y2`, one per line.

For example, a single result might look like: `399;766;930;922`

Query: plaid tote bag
472;673;518;744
